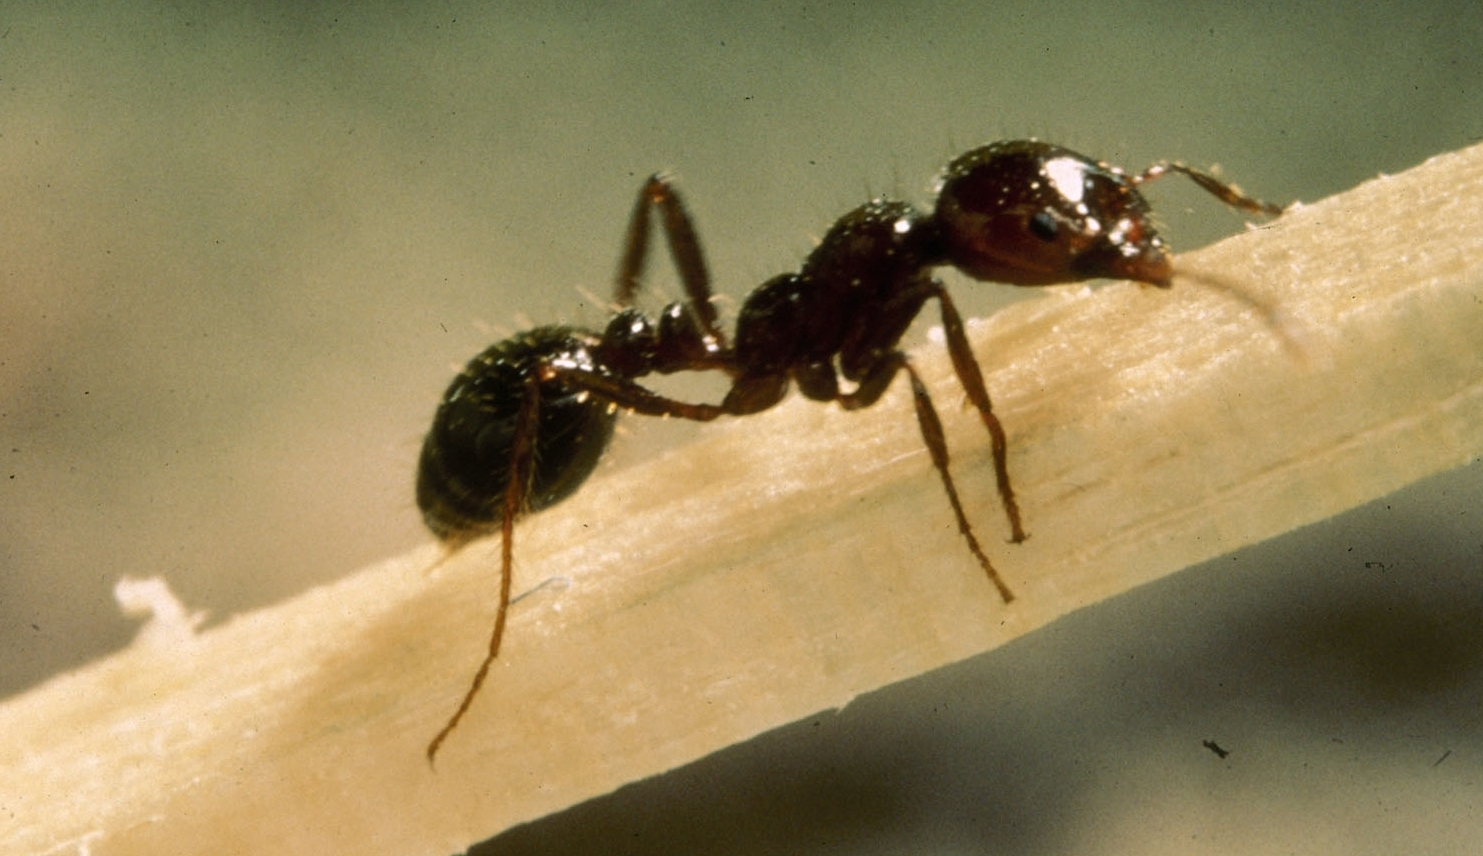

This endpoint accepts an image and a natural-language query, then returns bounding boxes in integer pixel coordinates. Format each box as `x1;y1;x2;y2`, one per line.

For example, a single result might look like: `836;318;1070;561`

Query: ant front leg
838;352;1015;603
613;174;730;353
929;284;1026;544
426;373;541;765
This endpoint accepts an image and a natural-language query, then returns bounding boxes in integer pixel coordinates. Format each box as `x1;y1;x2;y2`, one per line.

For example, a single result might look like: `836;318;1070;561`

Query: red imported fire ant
416;139;1287;761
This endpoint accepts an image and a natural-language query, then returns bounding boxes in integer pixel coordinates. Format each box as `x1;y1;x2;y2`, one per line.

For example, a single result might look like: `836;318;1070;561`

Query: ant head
934;140;1173;288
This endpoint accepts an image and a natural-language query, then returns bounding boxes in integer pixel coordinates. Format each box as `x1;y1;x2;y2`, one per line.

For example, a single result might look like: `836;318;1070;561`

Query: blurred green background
2;2;1480;854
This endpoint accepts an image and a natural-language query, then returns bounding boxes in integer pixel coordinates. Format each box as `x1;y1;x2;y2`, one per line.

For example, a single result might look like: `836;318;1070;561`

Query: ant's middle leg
613;174;729;352
837;352;1015;603
548;355;1015;602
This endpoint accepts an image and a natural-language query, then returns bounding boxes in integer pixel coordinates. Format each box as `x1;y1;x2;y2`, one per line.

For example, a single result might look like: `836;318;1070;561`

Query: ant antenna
1130;158;1301;355
1133;162;1288;218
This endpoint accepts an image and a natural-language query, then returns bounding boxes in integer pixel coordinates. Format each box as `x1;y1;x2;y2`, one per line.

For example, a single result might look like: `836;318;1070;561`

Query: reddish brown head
934;140;1174;288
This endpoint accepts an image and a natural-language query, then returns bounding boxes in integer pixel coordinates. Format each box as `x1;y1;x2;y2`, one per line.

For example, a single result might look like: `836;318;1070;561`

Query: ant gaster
417;139;1285;761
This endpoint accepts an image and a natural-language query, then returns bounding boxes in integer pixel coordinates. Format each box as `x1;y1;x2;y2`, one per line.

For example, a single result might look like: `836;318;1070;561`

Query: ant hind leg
426;373;542;765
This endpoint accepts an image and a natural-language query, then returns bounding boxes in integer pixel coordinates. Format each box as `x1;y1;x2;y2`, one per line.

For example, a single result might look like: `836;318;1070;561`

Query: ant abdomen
416;325;617;545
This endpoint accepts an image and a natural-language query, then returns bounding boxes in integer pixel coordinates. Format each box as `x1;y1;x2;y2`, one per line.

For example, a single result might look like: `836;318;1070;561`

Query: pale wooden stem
6;143;1483;856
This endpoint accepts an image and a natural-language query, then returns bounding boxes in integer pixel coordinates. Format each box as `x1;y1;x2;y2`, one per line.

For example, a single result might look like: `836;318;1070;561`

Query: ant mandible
417;139;1286;762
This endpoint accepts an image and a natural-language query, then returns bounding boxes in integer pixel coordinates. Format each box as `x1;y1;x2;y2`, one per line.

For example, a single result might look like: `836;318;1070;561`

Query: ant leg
838;353;1014;603
613;176;658;306
552;358;1015;601
426;373;542;765
930;285;1027;544
1133;163;1286;216
546;359;795;421
541;364;733;421
613;174;729;351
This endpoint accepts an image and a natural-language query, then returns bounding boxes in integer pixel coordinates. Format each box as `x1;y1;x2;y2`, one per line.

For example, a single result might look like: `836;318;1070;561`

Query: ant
416;139;1286;762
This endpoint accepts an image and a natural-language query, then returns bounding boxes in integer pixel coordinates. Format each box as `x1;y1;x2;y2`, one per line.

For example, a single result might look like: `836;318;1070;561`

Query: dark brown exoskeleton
417;140;1285;761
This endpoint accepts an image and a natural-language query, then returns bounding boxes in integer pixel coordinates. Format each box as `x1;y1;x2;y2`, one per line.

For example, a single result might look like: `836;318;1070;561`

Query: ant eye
1029;211;1059;241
